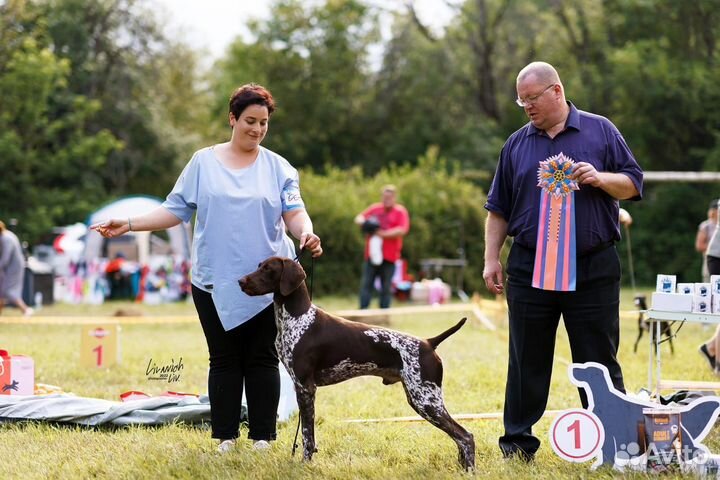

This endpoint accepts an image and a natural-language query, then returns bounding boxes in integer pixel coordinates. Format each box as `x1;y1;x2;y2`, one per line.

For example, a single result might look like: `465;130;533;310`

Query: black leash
291;248;314;456
658;320;685;345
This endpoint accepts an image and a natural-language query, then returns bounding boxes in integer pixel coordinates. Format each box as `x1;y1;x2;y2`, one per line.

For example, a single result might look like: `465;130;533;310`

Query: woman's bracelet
128;217;133;231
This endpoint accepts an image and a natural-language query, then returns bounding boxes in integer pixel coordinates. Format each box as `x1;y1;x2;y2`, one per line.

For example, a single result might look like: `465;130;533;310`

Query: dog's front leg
295;382;318;461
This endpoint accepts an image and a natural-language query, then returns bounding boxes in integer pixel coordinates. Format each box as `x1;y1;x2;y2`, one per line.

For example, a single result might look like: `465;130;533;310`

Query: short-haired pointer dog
239;256;475;471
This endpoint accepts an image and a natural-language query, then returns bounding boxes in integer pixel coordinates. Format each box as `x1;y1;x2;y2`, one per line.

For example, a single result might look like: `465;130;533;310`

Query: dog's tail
426;318;467;349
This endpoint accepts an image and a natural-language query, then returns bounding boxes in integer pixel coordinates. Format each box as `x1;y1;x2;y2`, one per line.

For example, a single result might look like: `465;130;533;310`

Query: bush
299;147;488;296
619;182;716;286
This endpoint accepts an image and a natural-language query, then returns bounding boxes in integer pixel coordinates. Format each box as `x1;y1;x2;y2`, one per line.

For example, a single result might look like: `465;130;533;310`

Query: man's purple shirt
485;102;643;254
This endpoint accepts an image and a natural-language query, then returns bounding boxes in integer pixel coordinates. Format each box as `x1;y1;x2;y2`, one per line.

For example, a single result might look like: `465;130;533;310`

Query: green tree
211;0;379;170
367;14;504;173
41;0;210;197
0;0;214;243
0;0;120;242
550;0;720;283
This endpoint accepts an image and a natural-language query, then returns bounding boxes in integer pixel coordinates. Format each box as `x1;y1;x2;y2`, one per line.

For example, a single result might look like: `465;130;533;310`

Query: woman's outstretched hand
90;219;130;238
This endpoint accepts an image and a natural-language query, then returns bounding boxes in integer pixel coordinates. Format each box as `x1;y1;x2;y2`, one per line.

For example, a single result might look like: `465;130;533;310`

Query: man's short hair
711;199;719;210
517;61;560;86
382;184;397;194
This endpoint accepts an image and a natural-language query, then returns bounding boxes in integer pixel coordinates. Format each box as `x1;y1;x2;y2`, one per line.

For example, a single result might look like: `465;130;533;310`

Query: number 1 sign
80;324;120;368
550;409;604;463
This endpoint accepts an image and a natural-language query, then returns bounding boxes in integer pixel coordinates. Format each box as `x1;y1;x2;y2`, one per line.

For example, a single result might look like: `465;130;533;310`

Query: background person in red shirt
105;252;131;300
354;185;410;309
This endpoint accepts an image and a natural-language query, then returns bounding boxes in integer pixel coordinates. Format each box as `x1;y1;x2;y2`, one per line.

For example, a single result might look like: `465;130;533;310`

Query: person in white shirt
698;199;720;373
696;199;718;282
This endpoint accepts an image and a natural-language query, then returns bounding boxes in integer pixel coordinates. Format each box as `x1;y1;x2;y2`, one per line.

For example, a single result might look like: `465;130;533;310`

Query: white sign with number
549;409;604;463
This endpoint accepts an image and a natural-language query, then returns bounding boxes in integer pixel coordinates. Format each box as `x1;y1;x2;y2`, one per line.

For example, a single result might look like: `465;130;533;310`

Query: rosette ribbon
532;153;580;291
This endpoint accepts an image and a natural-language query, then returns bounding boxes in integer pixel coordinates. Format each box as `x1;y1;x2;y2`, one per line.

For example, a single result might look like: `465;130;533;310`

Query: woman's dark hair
228;83;276;120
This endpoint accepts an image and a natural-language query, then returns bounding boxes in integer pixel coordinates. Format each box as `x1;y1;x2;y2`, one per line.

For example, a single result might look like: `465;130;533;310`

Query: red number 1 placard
550;409;604;463
80;324;119;368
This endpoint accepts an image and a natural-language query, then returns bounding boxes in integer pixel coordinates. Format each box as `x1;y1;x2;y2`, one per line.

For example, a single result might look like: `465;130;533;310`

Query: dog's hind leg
401;382;475;471
663;322;674;355
295;380;318;461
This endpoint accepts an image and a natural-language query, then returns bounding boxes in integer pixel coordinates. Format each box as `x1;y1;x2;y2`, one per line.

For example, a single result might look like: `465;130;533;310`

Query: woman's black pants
192;285;279;441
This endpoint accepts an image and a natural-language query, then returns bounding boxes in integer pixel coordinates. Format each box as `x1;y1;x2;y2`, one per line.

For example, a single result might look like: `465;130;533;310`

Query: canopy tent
84;196;192;264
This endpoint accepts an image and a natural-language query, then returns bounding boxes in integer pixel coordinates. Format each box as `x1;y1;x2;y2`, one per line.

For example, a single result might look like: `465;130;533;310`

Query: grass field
1;289;719;479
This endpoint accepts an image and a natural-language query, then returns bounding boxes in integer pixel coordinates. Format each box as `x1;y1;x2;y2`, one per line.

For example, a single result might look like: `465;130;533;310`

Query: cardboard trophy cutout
551;362;720;471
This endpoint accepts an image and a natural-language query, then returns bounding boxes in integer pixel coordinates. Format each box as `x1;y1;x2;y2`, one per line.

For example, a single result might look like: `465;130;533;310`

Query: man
355;185;410;309
696;199;718;282
104;252;130;300
483;62;643;460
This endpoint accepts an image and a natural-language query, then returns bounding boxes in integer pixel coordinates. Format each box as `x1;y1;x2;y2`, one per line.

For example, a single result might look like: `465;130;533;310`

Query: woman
92;84;322;451
698;199;720;373
0;220;34;317
696;199;719;282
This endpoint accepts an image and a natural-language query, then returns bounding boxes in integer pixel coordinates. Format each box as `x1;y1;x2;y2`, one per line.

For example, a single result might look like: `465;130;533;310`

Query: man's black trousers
498;242;625;459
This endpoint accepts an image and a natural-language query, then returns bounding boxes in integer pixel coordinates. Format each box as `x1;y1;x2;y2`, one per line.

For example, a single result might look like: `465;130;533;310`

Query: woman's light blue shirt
162;145;302;330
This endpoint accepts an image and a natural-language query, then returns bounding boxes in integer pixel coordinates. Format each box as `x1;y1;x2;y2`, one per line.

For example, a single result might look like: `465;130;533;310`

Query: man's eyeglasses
515;84;555;108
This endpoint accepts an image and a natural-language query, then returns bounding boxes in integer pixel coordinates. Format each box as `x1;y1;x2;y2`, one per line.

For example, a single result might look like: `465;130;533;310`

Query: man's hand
570;162;602;187
571;162;639;200
483;260;505;294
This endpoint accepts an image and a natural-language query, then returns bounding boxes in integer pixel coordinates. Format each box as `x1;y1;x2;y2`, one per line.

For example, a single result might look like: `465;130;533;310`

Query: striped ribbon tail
532;189;577;291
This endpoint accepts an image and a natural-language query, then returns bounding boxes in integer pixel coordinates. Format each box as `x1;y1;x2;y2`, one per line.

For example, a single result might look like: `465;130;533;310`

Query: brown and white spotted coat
240;256;475;471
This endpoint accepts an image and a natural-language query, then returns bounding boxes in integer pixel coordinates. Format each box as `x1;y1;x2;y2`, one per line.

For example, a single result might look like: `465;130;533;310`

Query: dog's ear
279;258;306;296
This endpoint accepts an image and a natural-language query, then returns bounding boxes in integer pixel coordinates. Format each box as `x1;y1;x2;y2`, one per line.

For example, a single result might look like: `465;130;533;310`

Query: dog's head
239;256;307;297
634;294;647;310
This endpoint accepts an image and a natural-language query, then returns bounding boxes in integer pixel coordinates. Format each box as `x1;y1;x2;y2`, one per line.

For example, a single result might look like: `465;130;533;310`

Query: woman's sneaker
217;439;236;453
699;344;716;369
253;440;272;451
